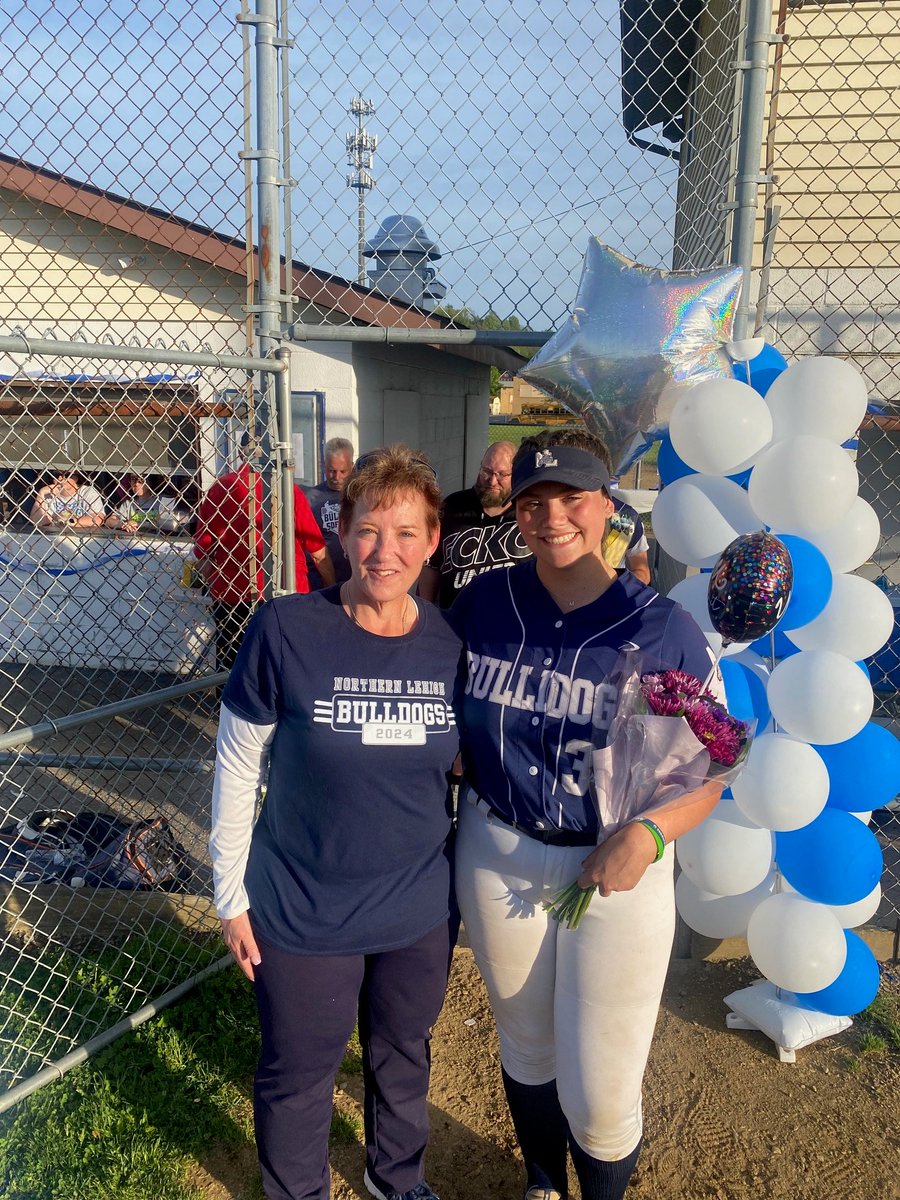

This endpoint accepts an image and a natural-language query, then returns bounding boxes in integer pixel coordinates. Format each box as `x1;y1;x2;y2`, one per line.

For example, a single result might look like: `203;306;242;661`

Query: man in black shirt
418;441;529;608
419;439;652;607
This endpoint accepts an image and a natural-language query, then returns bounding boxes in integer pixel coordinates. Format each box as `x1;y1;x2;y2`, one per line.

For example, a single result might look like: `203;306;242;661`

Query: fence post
253;0;283;598
730;0;775;341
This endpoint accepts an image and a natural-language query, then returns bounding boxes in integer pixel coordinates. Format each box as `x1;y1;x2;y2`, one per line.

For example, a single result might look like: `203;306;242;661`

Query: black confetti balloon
707;531;793;645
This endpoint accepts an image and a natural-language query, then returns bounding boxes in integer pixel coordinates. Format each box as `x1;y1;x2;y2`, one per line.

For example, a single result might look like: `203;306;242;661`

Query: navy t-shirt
223;587;462;954
448;561;716;839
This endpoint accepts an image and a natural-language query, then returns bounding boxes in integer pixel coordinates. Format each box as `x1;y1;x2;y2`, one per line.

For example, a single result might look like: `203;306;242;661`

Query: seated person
30;470;106;530
105;474;188;534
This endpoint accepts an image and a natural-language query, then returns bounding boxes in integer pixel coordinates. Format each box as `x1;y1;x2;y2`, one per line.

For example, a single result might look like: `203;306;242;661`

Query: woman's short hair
340;445;441;534
513;426;613;474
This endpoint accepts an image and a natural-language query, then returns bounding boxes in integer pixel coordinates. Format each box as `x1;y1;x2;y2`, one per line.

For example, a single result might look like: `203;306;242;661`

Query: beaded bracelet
632;817;666;863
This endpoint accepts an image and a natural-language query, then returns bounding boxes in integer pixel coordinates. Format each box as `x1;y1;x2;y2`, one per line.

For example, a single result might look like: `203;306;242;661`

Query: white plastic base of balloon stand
724;980;852;1063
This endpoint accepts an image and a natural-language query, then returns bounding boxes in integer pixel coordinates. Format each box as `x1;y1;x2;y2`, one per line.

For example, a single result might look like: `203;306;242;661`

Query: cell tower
346;97;377;286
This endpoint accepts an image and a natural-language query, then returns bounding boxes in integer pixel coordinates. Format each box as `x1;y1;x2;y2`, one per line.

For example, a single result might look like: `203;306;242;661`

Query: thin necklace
343;583;415;634
543;568;616;612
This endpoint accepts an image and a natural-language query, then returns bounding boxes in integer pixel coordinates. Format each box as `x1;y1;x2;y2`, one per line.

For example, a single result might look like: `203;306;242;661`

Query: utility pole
346;97;376;286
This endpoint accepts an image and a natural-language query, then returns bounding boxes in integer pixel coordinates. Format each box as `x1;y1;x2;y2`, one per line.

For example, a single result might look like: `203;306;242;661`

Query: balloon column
667;346;896;1018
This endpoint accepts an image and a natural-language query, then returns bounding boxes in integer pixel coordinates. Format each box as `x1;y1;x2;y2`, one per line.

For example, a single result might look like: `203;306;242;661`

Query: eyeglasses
354;451;438;479
479;468;512;481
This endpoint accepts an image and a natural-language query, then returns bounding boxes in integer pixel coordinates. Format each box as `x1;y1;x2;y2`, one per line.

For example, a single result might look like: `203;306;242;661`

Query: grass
843;983;900;1073
330;1106;362;1145
0;952;367;1200
858;1032;888;1056
0;928;221;1090
861;990;900;1051
0;964;260;1200
487;422;545;447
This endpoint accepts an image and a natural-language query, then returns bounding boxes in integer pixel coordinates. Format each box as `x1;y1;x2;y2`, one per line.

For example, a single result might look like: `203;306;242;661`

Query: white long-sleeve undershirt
209;704;276;919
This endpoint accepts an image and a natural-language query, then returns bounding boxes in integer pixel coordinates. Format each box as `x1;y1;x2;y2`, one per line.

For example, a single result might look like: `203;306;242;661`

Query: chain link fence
0;0;898;1109
0;340;291;1102
0;0;295;1103
289;0;729;330
756;0;900;935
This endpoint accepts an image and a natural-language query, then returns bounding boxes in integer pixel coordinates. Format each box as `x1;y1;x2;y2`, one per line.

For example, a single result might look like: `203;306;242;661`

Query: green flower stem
543;880;598;930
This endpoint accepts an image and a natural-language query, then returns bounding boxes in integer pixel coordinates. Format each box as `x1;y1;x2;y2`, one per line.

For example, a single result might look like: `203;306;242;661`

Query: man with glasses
418;441;528;608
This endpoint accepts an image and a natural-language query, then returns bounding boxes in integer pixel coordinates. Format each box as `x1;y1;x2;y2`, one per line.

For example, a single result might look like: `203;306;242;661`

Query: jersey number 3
560;739;592;797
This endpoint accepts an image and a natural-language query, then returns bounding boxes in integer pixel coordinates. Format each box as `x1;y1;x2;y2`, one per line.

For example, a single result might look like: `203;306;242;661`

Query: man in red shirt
195;453;335;671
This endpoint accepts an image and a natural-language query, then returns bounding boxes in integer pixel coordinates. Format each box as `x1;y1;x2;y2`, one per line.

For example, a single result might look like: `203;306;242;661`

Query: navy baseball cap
509;445;611;503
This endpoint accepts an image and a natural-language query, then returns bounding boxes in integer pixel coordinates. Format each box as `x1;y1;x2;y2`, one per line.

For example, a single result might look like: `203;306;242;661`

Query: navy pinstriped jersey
448;560;717;839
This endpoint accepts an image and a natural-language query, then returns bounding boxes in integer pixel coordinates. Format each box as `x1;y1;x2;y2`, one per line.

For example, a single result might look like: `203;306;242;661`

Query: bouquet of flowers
545;657;752;929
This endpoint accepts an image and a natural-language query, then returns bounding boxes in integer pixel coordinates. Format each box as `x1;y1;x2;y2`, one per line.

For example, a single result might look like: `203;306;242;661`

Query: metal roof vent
364;214;447;310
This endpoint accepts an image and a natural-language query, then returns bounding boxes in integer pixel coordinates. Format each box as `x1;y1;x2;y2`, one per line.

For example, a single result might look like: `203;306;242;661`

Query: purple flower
643;691;688;716
641;669;749;768
660;669;703;698
685;701;744;766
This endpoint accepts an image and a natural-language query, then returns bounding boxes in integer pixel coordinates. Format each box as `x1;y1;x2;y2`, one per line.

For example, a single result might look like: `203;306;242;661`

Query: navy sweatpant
252;919;452;1200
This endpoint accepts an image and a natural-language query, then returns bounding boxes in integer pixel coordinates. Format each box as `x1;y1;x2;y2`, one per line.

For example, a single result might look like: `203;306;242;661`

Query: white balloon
785;574;894;660
850;811;873;825
653;475;763;569
675;870;777;938
794;497;881;574
747;893;847;992
667;574;750;657
675;800;774;896
731;649;771;681
764;357;869;445
748;436;859;533
730;734;829;831
767;650;873;744
670;379;773;476
829;883;882;929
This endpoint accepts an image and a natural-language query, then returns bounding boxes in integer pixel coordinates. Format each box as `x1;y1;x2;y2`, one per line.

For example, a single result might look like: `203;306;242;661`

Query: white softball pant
455;799;675;1160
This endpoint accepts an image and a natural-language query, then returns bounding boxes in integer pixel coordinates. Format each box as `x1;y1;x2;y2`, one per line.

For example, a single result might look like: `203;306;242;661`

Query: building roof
0;154;444;334
0;154;526;369
619;0;701;144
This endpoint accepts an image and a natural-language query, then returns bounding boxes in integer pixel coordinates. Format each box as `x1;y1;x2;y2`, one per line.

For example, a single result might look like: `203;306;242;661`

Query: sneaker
364;1168;441;1200
524;1189;564;1200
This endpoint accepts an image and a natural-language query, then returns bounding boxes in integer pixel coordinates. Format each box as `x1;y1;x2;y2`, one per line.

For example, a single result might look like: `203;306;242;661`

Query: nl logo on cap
535;450;558;468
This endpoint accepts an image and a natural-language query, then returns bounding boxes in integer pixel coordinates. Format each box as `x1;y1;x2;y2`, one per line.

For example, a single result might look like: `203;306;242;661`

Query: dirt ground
199;940;900;1200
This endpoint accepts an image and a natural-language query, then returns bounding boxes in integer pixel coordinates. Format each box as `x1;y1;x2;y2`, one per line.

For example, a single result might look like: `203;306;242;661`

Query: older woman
449;428;723;1200
210;446;460;1200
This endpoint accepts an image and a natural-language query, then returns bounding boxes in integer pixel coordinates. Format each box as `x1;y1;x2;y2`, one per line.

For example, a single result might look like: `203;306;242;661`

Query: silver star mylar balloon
519;241;743;473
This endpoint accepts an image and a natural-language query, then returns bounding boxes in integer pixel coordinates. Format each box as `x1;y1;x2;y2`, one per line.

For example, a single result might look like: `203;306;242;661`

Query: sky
0;0;682;330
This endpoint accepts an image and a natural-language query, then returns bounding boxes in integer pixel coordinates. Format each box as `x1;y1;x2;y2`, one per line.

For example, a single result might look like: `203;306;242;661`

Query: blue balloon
776;809;883;906
748;628;800;659
727;466;753;488
815;722;900;812
778;535;834;631
657;434;697;485
720;659;771;729
795;930;880;1016
731;342;788;398
865;596;900;691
